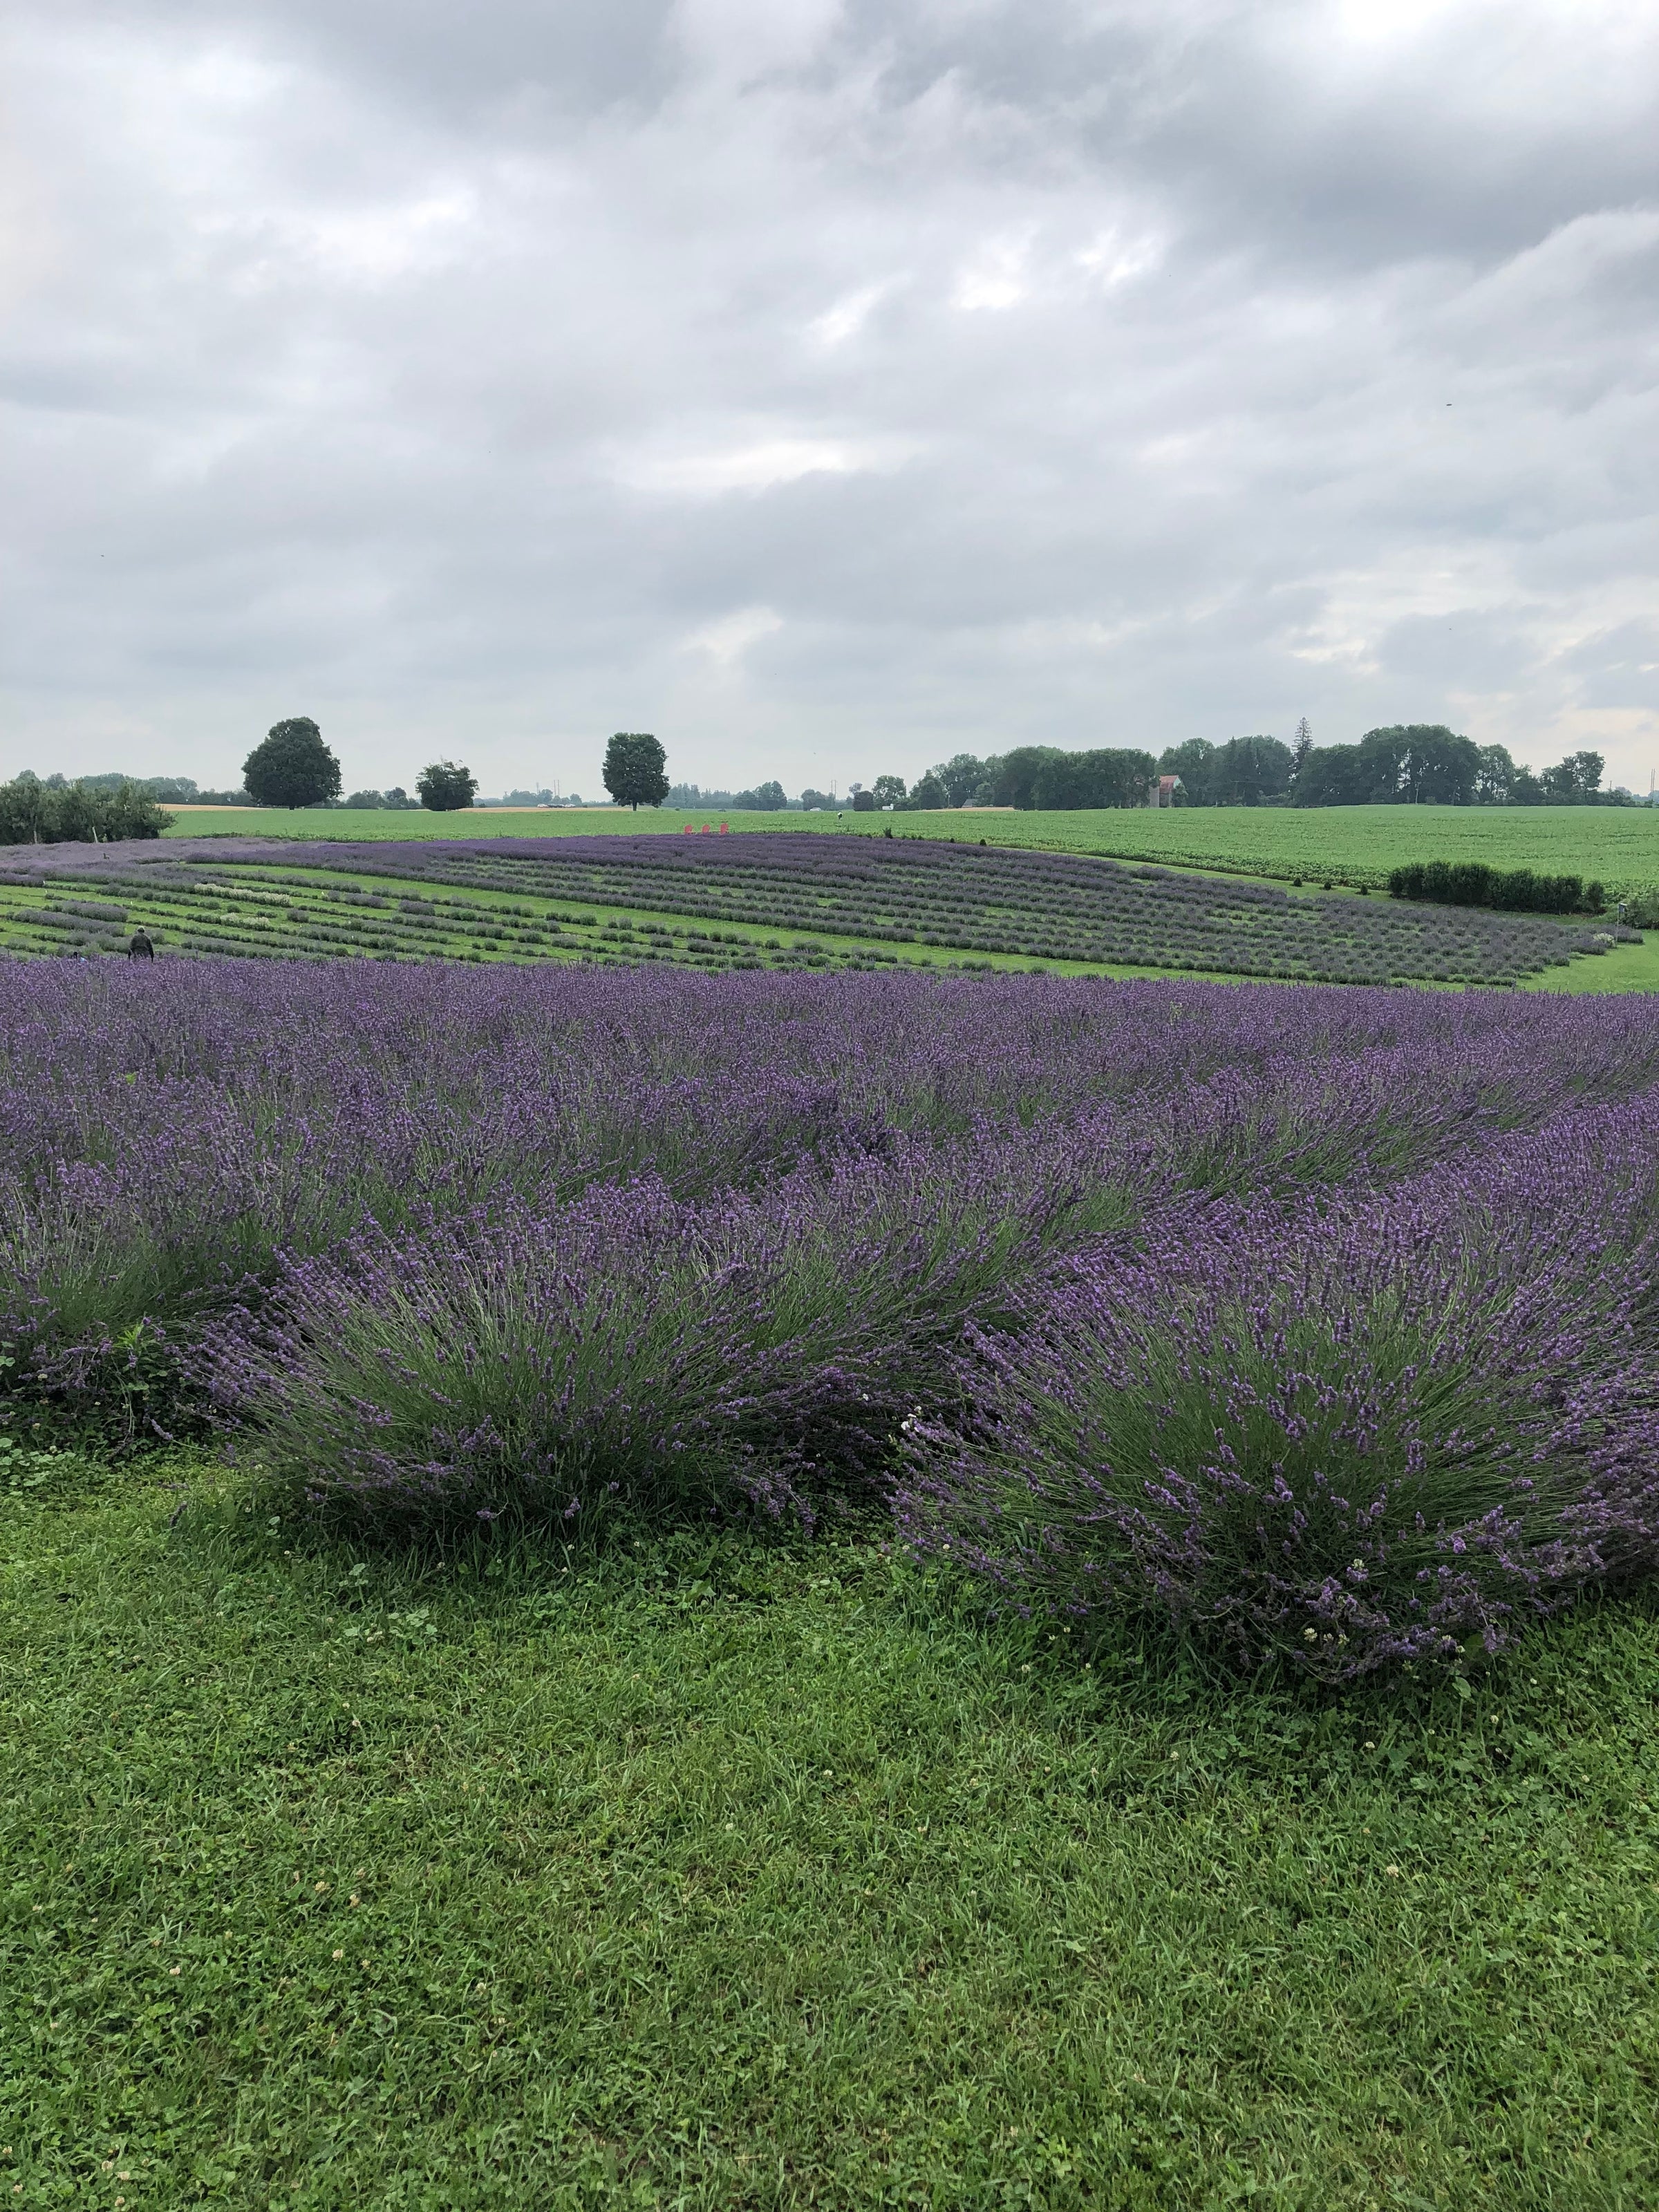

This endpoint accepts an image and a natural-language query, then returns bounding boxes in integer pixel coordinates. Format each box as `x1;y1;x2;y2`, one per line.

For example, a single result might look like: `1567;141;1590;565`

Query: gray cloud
2;0;1657;796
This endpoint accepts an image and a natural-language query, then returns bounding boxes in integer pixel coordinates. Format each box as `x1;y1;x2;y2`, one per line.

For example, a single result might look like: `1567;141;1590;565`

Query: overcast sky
3;0;1658;799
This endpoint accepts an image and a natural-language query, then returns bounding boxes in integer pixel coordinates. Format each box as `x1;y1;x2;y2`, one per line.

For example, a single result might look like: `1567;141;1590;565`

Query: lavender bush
202;1132;1147;1532
895;1100;1659;1676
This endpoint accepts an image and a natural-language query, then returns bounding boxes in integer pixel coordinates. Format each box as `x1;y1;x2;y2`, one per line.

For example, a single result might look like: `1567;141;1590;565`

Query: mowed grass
162;803;1659;898
4;1456;1658;2210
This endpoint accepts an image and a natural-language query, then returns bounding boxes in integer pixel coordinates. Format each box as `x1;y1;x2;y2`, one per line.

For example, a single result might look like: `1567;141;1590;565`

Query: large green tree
928;753;986;807
603;733;669;812
1029;748;1158;809
417;761;478;812
1474;744;1517;804
1541;751;1604;802
1158;740;1217;805
1359;725;1479;805
1210;735;1293;807
905;770;950;809
1293;744;1369;806
243;718;341;809
984;747;1065;809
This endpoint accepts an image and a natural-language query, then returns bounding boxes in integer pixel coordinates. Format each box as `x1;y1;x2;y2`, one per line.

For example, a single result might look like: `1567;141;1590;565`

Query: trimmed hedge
1389;859;1604;915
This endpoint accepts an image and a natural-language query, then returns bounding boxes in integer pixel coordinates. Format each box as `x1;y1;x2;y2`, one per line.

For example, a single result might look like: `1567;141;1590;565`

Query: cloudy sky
3;0;1658;799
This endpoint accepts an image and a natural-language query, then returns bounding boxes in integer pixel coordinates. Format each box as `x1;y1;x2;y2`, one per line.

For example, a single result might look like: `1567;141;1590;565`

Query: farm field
159;801;1659;899
5;961;1659;2207
0;832;1641;989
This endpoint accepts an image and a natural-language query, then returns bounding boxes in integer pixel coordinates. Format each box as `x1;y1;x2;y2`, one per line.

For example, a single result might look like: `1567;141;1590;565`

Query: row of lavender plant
5;958;1659;1671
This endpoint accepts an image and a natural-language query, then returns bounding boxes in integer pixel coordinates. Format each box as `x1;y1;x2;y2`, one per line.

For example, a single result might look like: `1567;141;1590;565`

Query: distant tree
1293;744;1369;806
1029;749;1158;810
799;787;834;809
986;747;1066;809
603;732;669;812
666;782;703;807
1541;750;1604;803
344;789;386;809
872;774;907;807
732;780;788;811
852;789;877;811
930;753;986;807
1474;744;1517;804
1210;735;1293;807
243;718;341;809
1359;725;1479;805
1510;765;1546;806
1159;740;1217;805
383;786;418;809
906;770;950;809
417;760;479;812
1290;718;1313;782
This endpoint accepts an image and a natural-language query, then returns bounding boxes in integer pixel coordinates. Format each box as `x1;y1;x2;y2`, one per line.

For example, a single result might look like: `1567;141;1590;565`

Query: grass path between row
3;1456;1656;2209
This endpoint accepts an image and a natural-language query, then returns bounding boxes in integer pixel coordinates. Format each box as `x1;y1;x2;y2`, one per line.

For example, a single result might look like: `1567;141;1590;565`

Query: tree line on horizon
865;727;1631;812
670;727;1636;813
3;718;1643;851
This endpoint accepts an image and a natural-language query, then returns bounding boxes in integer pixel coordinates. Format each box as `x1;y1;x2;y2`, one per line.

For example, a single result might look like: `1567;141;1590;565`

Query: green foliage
243;720;342;811
731;780;787;812
2;1468;1657;2207
871;774;907;807
983;746;1065;809
0;776;170;846
602;732;669;811
1210;733;1294;806
1543;750;1606;803
1029;748;1157;809
1389;859;1603;915
1158;738;1217;801
415;760;478;812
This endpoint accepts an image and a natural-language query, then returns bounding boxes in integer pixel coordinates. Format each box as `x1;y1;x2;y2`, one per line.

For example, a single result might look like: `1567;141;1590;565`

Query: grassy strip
2;1455;1656;2209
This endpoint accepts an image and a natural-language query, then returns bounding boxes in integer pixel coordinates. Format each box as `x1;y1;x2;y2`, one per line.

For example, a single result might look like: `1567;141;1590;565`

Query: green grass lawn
161;803;1659;897
4;1454;1657;2210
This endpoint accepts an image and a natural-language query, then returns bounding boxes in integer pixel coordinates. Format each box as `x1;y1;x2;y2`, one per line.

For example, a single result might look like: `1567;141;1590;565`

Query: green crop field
3;1456;1656;2211
162;803;1659;897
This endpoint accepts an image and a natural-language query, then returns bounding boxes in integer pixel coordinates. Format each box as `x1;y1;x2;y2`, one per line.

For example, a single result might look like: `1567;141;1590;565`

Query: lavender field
8;956;1659;1680
0;830;1635;984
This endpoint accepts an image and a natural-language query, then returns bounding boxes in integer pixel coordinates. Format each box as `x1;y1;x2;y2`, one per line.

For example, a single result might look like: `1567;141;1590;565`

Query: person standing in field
128;928;154;960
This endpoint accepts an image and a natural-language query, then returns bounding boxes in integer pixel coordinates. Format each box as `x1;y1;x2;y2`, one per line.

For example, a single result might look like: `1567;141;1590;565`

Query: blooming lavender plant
894;1098;1659;1676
